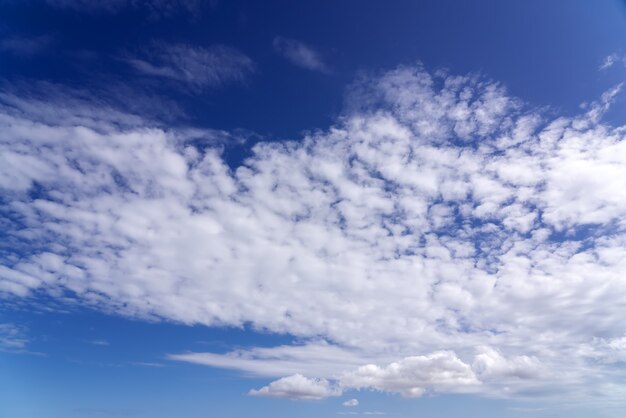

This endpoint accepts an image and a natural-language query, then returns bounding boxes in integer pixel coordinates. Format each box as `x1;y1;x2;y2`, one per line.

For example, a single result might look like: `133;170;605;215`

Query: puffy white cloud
342;398;359;406
2;65;626;402
340;352;479;398
273;37;329;73
472;347;543;381
249;374;341;400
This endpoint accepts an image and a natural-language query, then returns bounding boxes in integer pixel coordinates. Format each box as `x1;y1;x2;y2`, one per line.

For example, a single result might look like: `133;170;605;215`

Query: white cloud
472;347;543;381
599;53;626;71
273;37;329;73
342;399;359;407
2;65;626;403
126;42;254;89
249;374;341;400
600;53;622;70
340;352;479;398
168;341;373;378
0;323;28;351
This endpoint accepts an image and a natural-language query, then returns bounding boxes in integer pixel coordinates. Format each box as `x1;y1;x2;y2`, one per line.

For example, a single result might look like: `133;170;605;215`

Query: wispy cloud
0;35;54;56
130;361;165;368
273;36;330;73
46;0;205;19
126;42;255;90
89;339;110;346
342;399;359;407
0;323;28;350
600;53;626;70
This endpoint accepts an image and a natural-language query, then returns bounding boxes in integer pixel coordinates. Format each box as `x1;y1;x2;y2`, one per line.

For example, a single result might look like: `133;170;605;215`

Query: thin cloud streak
273;37;330;73
126;42;255;89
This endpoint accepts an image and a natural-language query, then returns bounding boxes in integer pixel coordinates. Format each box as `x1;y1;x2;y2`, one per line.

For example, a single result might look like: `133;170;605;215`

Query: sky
2;1;626;417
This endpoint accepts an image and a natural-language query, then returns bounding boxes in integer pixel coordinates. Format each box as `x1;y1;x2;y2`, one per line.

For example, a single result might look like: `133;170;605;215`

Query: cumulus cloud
249;374;341;400
126;42;254;89
472;347;543;381
340;352;479;398
273;37;329;73
2;64;626;402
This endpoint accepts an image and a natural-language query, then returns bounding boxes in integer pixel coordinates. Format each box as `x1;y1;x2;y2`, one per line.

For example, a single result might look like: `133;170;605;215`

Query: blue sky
2;1;626;417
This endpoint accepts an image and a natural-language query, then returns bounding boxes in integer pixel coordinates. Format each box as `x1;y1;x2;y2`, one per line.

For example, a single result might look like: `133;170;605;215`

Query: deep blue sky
3;1;626;418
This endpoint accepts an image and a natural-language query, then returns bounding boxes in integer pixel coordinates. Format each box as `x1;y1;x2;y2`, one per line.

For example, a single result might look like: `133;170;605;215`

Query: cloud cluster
242;347;542;400
2;65;626;402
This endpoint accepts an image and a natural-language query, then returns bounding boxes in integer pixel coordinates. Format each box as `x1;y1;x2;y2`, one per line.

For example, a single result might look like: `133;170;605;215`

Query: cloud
130;361;165;367
599;53;626;70
342;399;359;407
600;54;618;70
168;341;374;378
46;0;204;18
249;374;341;400
126;42;254;89
0;79;187;128
0;323;28;350
0;35;54;56
340;352;479;398
472;347;543;381
90;339;110;346
172;346;545;399
2;64;626;403
273;37;329;73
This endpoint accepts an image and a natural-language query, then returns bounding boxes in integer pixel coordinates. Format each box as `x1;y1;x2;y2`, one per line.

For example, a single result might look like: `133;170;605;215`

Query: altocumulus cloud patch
2;65;626;401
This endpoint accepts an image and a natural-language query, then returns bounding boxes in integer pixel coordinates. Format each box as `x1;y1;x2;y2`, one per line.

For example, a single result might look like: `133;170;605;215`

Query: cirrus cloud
125;42;255;90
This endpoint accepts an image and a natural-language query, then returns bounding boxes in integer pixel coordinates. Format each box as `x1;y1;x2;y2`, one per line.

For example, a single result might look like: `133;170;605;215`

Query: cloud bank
2;65;626;402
